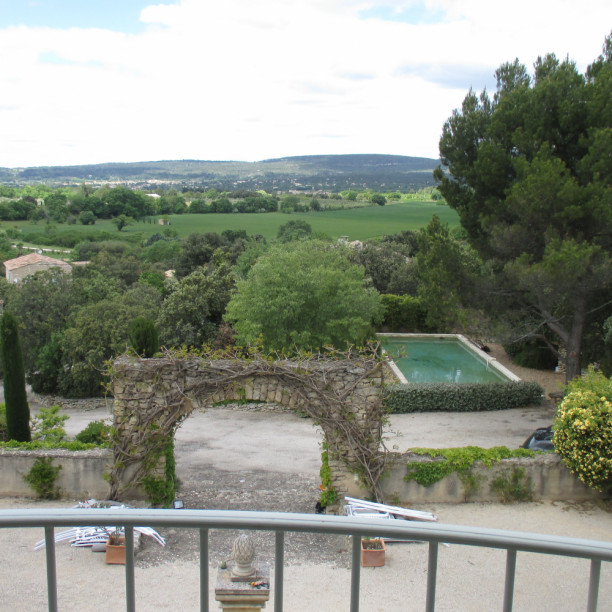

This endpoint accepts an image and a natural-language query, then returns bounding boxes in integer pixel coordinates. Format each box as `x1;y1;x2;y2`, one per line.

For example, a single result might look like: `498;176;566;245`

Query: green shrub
74;420;111;446
23;457;62;499
30;406;68;444
128;317;159;358
380;294;428;331
384;381;544;413
57;362;104;398
553;367;612;491
504;337;557;370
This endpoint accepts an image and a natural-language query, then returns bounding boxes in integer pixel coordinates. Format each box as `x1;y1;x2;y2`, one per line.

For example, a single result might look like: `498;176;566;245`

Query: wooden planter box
361;538;386;567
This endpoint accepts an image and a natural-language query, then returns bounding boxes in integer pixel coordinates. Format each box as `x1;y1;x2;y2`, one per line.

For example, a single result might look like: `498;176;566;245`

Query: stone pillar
215;534;270;611
215;567;270;611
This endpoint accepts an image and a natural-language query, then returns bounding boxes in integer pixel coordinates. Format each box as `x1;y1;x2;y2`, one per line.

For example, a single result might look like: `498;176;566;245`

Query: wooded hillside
0;154;439;192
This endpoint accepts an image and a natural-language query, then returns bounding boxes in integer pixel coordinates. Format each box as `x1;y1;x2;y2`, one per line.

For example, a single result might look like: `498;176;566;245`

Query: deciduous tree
157;263;234;348
225;240;384;350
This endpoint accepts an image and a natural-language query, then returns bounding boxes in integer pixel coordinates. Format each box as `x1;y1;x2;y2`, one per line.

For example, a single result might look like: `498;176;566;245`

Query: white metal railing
1;507;611;612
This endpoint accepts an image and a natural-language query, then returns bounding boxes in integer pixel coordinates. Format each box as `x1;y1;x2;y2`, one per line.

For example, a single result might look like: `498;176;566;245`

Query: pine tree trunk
564;298;587;384
0;312;31;442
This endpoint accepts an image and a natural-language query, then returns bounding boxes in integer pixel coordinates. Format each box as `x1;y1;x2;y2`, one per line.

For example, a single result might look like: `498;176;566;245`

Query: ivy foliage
142;435;178;507
405;446;534;487
319;447;338;508
491;467;534;502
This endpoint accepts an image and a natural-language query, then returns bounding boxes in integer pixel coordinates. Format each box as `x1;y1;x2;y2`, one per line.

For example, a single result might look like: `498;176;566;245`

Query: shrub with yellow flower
553;367;612;491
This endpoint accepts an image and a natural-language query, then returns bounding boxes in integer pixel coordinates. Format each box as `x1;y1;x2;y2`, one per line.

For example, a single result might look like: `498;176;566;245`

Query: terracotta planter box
105;536;126;565
361;538;386;567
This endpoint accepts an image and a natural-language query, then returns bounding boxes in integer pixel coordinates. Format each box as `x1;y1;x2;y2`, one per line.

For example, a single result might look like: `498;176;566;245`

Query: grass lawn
4;201;459;246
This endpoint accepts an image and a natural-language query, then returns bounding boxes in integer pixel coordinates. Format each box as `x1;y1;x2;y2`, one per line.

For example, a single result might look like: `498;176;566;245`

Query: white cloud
0;0;610;167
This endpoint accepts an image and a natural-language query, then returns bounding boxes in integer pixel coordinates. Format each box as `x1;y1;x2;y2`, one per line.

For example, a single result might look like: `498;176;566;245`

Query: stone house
3;253;72;283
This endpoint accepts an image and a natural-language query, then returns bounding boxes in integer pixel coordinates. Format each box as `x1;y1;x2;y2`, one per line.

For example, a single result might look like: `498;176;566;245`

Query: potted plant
361;537;386;567
105;528;126;565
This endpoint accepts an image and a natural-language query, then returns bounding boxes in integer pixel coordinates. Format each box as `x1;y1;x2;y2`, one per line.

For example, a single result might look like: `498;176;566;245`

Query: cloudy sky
1;0;610;168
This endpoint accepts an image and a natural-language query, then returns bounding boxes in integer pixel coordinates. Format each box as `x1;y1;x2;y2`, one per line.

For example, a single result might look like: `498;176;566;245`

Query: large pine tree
434;34;612;381
1;312;31;441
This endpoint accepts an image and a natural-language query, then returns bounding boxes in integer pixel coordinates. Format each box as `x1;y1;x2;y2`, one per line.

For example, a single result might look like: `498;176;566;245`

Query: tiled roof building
3;253;72;283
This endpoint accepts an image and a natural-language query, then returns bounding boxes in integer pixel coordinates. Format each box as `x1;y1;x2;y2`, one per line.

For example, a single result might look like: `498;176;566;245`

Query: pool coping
377;333;521;384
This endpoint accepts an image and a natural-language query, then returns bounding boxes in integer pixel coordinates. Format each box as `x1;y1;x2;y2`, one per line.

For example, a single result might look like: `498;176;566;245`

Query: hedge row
384;381;544;413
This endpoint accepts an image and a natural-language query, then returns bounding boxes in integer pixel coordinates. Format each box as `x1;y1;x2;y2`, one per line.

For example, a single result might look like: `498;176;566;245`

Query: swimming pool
378;334;519;384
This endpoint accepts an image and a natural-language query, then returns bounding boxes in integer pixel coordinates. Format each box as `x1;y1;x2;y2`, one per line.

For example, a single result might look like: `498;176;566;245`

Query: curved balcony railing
1;507;611;612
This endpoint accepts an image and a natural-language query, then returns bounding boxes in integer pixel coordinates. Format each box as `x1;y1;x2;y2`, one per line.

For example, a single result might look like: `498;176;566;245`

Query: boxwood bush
384;381;544;413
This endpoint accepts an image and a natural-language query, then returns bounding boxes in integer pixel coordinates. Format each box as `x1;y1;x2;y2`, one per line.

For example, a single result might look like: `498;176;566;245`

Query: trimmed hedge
384;381;544;413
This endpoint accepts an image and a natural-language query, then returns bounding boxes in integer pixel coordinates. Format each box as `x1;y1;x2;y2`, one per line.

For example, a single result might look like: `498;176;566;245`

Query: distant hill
0;154;440;192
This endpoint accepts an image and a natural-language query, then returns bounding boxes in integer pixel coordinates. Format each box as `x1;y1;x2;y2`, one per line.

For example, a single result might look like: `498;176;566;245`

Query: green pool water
380;335;510;384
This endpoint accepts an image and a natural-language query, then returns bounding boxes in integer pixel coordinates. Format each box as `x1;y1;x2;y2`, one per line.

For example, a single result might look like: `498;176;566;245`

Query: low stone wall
0;448;111;499
354;452;605;505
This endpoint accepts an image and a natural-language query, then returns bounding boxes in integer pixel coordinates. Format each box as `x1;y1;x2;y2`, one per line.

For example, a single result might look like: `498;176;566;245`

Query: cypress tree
128;317;159;358
0;312;31;442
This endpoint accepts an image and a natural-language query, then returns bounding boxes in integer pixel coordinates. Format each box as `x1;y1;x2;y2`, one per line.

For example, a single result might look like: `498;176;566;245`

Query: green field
4;201;459;245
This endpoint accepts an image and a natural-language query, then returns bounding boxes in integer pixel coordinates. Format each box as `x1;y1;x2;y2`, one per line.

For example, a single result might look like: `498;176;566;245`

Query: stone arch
109;351;389;508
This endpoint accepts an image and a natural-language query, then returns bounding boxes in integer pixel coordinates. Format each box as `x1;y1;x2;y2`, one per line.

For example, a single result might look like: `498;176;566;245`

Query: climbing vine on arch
107;343;391;504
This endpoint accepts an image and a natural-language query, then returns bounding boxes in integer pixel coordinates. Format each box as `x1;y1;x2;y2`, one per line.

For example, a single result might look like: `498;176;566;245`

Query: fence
1;507;611;612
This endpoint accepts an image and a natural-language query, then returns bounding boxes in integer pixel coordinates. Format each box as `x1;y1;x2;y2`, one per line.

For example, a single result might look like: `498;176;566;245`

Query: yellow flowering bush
553;368;612;491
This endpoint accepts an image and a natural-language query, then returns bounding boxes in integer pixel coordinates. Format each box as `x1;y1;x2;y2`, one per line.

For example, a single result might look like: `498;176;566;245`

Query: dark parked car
521;425;554;451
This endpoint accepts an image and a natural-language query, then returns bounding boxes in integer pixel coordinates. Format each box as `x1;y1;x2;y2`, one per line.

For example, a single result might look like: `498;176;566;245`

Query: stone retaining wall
361;452;604;504
0;448;111;499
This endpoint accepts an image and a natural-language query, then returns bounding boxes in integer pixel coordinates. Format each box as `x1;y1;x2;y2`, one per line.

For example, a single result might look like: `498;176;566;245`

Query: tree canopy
157;263;234;348
225;240;384;351
434;33;612;381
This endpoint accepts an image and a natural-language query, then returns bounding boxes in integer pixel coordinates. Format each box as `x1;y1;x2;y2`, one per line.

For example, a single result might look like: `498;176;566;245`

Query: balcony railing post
125;526;136;612
200;528;209;612
275;530;285;612
44;525;58;612
350;535;361;612
587;559;601;612
426;541;439;612
503;548;517;612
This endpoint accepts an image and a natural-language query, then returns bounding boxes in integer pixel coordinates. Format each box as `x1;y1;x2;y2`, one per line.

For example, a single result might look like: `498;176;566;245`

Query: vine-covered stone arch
109;348;391;508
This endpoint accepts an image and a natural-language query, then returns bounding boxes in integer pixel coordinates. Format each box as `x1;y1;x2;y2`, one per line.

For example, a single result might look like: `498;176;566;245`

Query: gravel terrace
22;343;569;570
